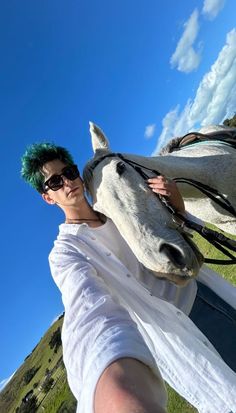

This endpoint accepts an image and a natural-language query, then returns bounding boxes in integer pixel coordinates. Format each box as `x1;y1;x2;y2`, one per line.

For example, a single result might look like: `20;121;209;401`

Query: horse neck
123;153;202;178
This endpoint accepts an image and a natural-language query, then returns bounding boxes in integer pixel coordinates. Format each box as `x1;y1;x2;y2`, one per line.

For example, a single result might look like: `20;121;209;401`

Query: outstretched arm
147;175;185;213
95;357;167;413
49;243;167;413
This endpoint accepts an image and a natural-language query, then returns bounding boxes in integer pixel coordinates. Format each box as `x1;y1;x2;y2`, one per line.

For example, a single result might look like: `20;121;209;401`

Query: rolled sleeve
49;244;161;413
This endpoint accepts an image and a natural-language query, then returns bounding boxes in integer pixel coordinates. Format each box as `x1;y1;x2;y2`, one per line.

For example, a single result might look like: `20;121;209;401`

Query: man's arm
95;358;167;413
49;244;167;413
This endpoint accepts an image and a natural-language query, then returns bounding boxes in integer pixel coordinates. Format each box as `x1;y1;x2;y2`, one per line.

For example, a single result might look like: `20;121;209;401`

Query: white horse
83;122;236;285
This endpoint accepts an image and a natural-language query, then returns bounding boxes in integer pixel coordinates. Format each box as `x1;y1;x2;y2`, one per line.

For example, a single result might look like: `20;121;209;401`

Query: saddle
169;128;236;152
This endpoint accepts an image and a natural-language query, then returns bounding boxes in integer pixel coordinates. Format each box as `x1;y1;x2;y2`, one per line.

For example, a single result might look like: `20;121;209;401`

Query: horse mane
159;137;182;155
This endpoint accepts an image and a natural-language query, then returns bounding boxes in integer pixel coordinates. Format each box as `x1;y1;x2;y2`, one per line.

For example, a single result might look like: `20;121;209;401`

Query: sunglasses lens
63;165;80;181
44;165;80;192
48;175;63;191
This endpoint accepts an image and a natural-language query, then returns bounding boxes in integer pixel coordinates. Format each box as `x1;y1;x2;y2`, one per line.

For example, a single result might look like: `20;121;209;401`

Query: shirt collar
59;222;89;236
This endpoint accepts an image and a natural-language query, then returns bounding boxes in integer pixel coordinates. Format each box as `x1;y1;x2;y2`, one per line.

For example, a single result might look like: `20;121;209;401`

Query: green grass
37;374;76;413
0;317;76;413
192;225;236;285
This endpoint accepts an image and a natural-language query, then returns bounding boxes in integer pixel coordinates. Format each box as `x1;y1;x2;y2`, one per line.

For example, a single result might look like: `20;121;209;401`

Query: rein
90;152;236;265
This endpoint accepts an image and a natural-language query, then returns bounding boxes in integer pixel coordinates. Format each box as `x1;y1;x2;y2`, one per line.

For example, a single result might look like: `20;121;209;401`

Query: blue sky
1;0;236;389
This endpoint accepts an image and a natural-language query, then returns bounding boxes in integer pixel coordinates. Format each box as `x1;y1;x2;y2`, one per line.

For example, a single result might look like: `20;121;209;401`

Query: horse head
83;122;203;286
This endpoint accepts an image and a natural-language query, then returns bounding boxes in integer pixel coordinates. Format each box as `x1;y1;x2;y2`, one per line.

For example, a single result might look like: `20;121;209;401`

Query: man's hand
147;175;185;213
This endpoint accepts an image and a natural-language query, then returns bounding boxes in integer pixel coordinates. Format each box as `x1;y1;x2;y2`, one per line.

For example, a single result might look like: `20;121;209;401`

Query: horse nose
159;243;188;269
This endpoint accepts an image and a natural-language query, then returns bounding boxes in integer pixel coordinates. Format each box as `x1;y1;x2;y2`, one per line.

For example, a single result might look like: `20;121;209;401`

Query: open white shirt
49;218;236;413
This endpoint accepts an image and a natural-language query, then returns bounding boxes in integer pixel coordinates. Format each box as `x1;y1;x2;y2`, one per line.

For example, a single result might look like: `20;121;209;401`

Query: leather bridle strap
170;211;236;265
116;154;236;217
173;177;236;217
90;152;236;265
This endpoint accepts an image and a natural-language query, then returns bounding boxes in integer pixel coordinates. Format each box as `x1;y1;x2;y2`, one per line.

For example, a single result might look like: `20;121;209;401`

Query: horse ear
89;122;110;152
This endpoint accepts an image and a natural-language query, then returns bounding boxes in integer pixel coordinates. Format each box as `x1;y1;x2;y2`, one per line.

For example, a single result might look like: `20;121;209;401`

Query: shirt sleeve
49;241;164;413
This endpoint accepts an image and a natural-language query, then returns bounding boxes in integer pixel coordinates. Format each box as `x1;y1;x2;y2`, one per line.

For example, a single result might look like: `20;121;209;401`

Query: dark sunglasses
43;164;80;192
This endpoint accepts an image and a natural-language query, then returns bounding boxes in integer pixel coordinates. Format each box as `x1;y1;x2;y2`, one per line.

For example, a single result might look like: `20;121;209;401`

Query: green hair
21;142;74;193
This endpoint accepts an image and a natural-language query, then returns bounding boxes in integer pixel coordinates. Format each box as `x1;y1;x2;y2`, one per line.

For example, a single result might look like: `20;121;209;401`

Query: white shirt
83;218;197;314
49;218;236;413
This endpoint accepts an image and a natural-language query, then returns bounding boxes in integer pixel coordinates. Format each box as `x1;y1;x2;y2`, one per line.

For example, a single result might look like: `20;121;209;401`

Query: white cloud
170;9;201;73
202;0;226;20
144;124;156;139
0;372;15;392
154;28;236;153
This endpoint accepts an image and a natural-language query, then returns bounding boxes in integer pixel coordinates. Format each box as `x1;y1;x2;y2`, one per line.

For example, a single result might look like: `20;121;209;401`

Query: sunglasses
43;164;80;192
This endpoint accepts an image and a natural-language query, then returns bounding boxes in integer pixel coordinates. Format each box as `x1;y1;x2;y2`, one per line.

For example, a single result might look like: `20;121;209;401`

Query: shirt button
90;237;96;240
176;311;182;316
126;274;131;278
106;252;111;256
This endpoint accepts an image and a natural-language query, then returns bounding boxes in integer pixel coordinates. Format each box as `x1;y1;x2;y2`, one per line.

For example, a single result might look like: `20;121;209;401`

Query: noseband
89;152;236;265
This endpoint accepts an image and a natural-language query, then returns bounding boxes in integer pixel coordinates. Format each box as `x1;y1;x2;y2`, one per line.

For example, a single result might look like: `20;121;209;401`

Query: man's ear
42;192;56;205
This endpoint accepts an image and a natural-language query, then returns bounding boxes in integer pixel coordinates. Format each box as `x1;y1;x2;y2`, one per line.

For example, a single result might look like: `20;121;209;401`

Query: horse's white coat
161;125;236;234
84;122;236;283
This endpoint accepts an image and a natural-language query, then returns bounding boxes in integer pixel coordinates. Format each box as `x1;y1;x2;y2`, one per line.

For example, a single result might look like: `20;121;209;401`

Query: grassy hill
0;315;76;413
0;227;235;413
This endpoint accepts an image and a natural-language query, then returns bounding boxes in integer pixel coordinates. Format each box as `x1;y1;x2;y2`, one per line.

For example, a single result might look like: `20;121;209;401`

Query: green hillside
0;315;76;413
0;227;235;413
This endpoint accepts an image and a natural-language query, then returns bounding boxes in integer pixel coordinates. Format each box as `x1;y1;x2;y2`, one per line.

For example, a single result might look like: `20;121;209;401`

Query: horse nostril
160;244;186;269
116;161;126;176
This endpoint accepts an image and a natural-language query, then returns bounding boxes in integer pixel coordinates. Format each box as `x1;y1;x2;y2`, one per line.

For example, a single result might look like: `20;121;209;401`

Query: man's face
41;159;85;208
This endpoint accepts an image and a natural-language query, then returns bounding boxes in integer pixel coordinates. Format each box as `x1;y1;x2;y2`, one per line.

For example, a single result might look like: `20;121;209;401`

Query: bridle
89;151;236;265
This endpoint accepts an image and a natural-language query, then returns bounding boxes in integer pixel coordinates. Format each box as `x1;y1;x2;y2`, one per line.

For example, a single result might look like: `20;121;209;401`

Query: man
21;142;236;413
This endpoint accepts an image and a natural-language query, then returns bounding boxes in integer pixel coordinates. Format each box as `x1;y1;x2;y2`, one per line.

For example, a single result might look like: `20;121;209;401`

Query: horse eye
116;161;126;176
